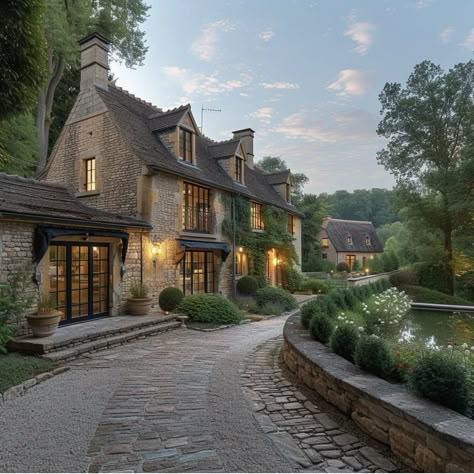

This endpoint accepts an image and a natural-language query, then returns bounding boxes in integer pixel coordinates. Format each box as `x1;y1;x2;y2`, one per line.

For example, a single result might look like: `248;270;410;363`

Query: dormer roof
264;169;291;185
207;138;242;159
148;105;190;132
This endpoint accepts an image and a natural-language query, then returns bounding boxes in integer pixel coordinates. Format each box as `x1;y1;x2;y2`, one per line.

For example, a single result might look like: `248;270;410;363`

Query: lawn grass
0;353;56;393
400;284;474;306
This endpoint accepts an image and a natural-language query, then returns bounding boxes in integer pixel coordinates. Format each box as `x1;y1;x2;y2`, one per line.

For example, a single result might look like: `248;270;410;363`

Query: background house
318;216;383;270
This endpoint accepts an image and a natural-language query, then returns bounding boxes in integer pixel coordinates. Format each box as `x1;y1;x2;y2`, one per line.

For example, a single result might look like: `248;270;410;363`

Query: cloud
162;66;251;96
259;81;300;90
344;21;376;55
249;107;273;124
327;69;371;97
461;28;474;50
191;20;234;61
440;27;454;44
258;30;275;42
414;0;433;8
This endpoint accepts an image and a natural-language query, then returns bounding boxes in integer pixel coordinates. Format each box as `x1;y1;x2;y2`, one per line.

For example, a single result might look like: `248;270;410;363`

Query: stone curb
0;366;70;406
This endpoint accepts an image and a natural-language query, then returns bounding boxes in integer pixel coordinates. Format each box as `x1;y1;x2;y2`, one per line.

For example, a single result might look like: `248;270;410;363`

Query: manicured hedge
400;284;473;306
255;287;298;312
176;294;242;324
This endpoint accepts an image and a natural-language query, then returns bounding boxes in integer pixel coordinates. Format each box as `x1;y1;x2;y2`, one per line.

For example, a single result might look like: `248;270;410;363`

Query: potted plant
26;292;62;338
127;281;152;315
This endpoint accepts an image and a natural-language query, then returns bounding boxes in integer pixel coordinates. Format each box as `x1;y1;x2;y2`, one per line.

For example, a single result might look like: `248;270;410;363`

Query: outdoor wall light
152;242;161;267
238;247;244;253
365;268;370;274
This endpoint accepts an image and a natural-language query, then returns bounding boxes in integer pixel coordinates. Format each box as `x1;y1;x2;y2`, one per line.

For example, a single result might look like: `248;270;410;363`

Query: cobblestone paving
241;336;407;473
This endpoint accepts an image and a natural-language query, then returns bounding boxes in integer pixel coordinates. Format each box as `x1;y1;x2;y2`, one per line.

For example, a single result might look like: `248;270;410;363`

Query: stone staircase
9;313;183;363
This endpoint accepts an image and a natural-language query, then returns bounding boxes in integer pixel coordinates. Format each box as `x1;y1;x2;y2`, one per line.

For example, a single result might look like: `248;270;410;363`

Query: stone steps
43;320;182;362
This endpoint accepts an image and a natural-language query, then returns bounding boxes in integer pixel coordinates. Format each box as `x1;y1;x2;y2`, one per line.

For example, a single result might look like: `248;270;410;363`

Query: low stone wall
282;314;474;472
346;272;391;287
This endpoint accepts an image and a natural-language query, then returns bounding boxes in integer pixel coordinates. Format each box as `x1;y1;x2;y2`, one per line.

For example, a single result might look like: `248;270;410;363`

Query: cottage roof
0;173;150;229
324;218;383;253
264;169;291;185
207;138;241;159
148;105;190;132
96;84;301;216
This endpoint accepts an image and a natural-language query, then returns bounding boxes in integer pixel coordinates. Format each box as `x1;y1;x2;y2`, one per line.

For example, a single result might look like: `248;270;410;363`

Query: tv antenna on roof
200;106;221;134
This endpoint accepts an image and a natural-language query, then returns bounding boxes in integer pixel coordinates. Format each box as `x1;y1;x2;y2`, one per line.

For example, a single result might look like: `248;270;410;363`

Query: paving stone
142;448;178;460
359;447;397;472
104;444;131;454
283;402;304;410
132;439;163;451
268;432;312;468
304;436;330;445
314;413;339;430
319;450;343;459
342;455;364;470
164;437;188;448
333;433;359;446
254;413;278;434
304;448;323;464
303;400;319;413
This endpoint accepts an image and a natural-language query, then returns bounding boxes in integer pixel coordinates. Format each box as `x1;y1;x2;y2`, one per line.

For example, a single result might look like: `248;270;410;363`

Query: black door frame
51;241;110;325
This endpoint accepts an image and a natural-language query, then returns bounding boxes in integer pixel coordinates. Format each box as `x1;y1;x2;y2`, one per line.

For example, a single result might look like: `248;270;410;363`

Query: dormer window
347;235;352;245
251;202;264;230
365;236;371;245
286;183;291;202
235;156;244;183
288;214;296;235
179;127;193;163
83;158;96;192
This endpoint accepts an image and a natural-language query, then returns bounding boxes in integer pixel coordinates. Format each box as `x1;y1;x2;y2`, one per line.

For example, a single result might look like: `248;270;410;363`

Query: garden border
282;313;474;472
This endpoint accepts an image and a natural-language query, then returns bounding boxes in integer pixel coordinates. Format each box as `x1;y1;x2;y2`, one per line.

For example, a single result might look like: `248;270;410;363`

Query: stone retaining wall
282;314;474;472
346;272;391;287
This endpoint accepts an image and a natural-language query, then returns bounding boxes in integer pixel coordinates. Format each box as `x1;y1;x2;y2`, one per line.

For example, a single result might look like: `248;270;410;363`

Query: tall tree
256;156;309;202
36;0;150;173
0;0;48;121
377;60;474;294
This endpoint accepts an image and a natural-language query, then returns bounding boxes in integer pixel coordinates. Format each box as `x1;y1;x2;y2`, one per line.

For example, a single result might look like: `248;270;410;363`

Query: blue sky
110;0;474;194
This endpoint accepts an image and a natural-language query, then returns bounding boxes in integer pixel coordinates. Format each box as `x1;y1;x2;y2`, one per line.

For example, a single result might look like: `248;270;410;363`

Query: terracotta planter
127;297;152;316
26;310;62;338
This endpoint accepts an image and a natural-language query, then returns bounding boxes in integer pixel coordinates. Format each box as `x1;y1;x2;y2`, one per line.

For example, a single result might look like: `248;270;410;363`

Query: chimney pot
79;32;110;91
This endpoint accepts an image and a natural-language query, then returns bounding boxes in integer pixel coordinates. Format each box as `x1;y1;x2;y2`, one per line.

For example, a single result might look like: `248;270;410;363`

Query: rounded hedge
309;313;335;344
336;262;350;273
255;287;297;312
302;278;331;294
237;275;258;295
341;288;357;309
300;299;321;329
176;294;242;324
408;352;469;415
328;290;347;310
354;335;392;379
330;324;360;362
285;267;304;293
159;287;184;312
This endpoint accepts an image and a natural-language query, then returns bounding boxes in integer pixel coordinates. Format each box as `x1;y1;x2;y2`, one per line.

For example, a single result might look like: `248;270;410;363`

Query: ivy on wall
222;195;297;287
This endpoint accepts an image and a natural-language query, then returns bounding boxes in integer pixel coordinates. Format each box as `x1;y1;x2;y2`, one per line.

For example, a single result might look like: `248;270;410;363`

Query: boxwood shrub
159;287;184;312
176;294;242;324
309;313;335;344
255;287;297;312
300;299;322;329
236;275;258;295
354;335;393;379
330;324;360;362
302;278;331;294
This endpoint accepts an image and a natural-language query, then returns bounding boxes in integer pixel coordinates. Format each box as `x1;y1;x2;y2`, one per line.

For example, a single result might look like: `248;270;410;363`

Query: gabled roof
148;105;190;132
207;138;241;159
324;218;383;253
264;169;291;185
96;84;302;216
0;173;150;229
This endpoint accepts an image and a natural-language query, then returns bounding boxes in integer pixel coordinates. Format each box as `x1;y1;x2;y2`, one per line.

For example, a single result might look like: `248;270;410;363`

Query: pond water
400;310;474;347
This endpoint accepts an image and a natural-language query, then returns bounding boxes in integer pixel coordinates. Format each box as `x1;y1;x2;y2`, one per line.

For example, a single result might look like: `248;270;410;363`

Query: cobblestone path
0;316;406;472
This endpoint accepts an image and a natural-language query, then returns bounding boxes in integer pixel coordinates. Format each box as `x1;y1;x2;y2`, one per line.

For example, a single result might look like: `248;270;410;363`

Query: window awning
33;226;130;264
176;239;231;263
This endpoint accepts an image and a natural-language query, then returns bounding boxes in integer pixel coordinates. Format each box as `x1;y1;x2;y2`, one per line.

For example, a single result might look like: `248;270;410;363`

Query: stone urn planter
127;281;152;316
26;310;62;338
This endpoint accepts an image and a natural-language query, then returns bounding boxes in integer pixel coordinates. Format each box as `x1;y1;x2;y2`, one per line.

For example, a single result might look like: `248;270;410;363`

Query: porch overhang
176;239;231;263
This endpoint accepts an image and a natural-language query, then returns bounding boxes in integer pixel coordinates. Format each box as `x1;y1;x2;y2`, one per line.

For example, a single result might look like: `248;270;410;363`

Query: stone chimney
322;215;332;228
232;128;255;169
79;32;110;91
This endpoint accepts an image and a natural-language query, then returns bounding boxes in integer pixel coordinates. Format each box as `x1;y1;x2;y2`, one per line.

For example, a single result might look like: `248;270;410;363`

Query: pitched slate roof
148;105;190;132
207;138;241;159
324;218;383;253
96;84;301;215
264;169;291;185
0;173;150;229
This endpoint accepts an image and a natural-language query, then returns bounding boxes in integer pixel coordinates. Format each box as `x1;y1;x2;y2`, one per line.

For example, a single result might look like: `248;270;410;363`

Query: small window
365;236;371;245
235;157;244;183
321;237;329;248
288;214;296;235
251;202;264;230
347;235;353;245
83;158;96;192
286;183;291;202
179;127;193;163
322;253;327;260
345;254;356;269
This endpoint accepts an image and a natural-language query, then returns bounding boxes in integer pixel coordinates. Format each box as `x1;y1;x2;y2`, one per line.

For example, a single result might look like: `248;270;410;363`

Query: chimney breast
232;128;255;169
79;32;110;91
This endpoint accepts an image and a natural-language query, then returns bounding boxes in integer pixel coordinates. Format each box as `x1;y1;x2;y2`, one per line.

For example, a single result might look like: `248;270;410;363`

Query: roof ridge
328;218;373;224
0;172;67;190
207;137;240;147
262;169;291;175
110;84;162;112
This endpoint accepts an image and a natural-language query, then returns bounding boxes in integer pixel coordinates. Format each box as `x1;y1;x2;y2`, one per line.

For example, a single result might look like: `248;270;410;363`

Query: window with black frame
235;156;244;183
182;182;211;232
179;127;193;163
180;250;215;295
251;201;264;230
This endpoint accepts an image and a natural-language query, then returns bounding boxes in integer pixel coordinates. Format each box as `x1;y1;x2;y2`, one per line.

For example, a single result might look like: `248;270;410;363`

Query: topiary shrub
284;266;305;293
236;275;258;295
309;313;335;343
408;352;469;415
300;299;321;329
330;324;360;362
354;335;393;379
159;287;184;312
336;261;350;273
176;294;242;324
255;287;297;312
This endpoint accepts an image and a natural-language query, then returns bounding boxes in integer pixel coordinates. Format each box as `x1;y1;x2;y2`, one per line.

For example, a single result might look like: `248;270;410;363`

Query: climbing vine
222;195;297;287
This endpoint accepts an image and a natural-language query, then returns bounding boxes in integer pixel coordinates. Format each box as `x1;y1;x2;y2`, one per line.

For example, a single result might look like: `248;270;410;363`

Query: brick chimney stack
232;128;255;169
322;215;332;228
78;32;110;91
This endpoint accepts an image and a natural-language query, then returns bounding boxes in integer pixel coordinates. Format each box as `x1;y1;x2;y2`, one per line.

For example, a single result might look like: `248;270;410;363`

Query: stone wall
346;273;391;287
282;314;474;472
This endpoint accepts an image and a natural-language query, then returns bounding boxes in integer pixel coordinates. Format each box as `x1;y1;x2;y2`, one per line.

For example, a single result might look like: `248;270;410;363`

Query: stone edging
0;366;70;406
282;313;474;472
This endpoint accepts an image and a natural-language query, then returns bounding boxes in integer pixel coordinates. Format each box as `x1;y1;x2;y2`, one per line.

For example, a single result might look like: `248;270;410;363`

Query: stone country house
0;32;302;330
318;216;383;270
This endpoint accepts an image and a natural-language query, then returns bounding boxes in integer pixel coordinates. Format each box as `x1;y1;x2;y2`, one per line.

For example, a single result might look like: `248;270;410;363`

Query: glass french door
49;242;110;324
180;250;215;295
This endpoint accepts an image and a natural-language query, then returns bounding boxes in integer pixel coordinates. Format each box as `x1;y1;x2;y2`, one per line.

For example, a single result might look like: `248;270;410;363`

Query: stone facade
282;314;474;473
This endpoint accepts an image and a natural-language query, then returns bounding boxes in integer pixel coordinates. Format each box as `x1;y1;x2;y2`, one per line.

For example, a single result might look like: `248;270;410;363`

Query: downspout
232;194;236;299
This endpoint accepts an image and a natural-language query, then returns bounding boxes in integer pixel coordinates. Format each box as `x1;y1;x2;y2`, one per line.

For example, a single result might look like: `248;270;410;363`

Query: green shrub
328;290;347;310
400;285;473;305
284;266;304;293
0;324;15;355
300;299;321;329
415;262;452;294
352;258;361;272
309;313;335;344
455;271;474;302
256;302;287;316
321;297;339;318
408;352;469;415
176;294;242;324
236;275;259;295
159;287;184;312
352;286;365;302
336;261;350;273
255;287;297;312
382;251;399;272
389;270;417;287
355;335;393;379
129;281;149;298
302;278;331;294
330;324;360;362
341;288;357;309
